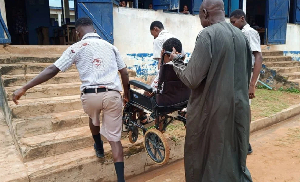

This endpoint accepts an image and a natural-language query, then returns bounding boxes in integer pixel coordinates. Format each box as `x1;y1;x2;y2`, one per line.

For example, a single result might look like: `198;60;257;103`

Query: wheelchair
122;62;190;165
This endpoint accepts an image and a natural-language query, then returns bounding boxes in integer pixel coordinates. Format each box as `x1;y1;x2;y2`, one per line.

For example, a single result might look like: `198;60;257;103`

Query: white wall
262;23;300;52
113;7;300;78
113;7;203;54
113;7;205;78
50;9;76;26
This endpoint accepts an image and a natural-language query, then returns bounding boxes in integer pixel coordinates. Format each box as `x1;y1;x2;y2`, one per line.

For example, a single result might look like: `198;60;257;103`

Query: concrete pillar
0;0;7;26
58;13;62;27
63;0;70;22
243;0;246;14
0;0;7;39
134;0;138;8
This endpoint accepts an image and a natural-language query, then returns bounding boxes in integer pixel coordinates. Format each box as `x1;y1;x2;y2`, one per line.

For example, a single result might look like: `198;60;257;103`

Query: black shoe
94;143;104;158
248;143;253;155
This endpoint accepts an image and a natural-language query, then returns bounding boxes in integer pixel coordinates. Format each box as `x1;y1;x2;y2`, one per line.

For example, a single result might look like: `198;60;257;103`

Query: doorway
5;0;28;45
246;0;267;45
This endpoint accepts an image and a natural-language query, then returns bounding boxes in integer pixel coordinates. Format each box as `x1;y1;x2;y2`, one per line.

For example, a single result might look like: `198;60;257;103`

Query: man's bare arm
119;67;129;103
154;58;161;70
249;51;263;99
12;64;60;104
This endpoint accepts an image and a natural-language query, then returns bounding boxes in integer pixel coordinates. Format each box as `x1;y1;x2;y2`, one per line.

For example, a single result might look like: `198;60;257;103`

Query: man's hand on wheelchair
170;47;184;64
170;47;179;60
123;91;129;104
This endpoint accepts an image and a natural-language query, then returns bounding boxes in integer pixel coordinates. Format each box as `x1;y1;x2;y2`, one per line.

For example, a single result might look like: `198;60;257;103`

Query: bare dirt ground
127;114;300;182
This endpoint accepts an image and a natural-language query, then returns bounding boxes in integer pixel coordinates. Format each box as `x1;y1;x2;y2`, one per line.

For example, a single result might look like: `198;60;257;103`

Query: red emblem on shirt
92;58;102;69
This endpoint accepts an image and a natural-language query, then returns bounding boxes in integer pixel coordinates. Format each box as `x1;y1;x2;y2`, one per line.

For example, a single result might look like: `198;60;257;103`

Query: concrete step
2;72;80;87
1;45;68;55
0;63;77;75
269;66;300;74
263;56;292;62
24;139;144;181
19;126;93;161
5;82;81;100
281;72;300;80
262;51;283;57
2;70;136;87
288;79;300;85
12;110;88;139
0;56;59;64
263;61;300;67
9;95;82;118
19;125;136;162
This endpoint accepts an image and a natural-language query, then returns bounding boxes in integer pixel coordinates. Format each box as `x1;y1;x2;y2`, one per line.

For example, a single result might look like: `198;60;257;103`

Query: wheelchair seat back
155;64;191;107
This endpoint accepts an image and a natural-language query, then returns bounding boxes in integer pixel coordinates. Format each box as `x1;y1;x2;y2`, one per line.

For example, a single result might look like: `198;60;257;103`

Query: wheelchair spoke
144;129;169;164
149;135;157;147
157;148;163;160
157;145;165;151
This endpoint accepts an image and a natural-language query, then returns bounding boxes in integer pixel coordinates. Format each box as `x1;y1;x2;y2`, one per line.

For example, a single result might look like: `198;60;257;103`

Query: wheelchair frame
122;80;187;165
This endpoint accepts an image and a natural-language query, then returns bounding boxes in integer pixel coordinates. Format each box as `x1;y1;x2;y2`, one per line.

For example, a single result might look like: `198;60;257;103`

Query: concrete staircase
0;46;141;181
263;51;300;87
1;46;298;181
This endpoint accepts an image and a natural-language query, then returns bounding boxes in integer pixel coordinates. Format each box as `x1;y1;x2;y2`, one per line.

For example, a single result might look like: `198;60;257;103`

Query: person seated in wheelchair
135;37;190;124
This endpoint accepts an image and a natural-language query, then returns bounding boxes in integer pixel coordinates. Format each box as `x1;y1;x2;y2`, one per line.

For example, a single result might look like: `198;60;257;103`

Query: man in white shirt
230;9;263;155
12;18;128;182
149;21;179;93
150;21;176;69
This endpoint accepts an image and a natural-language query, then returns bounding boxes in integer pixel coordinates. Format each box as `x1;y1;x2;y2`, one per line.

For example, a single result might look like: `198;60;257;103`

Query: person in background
149;3;153;9
136;21;176;123
12;18;128;182
150;21;177;70
230;9;263;155
121;0;127;7
133;21;178;124
181;5;190;14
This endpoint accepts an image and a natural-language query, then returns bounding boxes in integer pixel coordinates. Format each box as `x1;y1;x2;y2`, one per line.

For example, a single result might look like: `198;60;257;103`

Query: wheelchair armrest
129;80;153;93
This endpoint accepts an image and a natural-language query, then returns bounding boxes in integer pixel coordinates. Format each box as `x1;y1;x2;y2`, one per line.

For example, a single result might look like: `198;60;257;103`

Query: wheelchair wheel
128;126;139;144
144;129;170;165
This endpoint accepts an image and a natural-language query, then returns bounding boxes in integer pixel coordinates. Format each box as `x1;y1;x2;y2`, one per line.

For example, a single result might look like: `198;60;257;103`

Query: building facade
0;0;299;74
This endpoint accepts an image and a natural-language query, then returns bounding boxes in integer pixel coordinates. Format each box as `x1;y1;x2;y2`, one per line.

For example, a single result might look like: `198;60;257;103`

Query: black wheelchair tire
128;126;139;144
144;129;170;165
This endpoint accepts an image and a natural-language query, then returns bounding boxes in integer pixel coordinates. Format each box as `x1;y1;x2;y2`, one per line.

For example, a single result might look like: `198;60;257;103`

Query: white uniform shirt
242;24;261;66
153;30;176;59
151;62;174;92
54;33;126;91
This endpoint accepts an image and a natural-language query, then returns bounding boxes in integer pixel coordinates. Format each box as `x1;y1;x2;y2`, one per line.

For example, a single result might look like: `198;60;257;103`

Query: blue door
0;10;11;44
192;0;203;14
295;0;300;24
153;0;179;10
77;0;114;44
266;0;289;44
230;0;239;13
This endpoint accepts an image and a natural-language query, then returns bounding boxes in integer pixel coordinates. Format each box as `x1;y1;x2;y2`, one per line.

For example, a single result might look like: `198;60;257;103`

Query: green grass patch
251;88;300;120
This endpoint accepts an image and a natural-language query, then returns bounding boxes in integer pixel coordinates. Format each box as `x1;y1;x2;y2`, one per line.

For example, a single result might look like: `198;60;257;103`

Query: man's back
54;33;125;91
175;21;252;182
187;22;252;109
242;24;261;66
